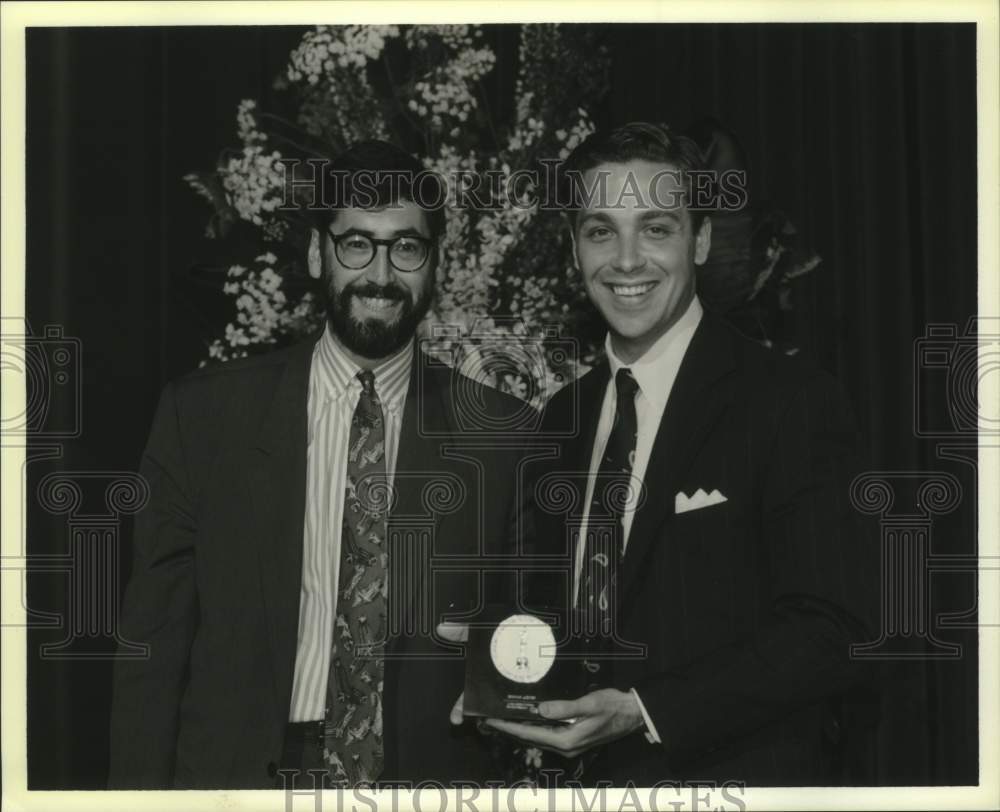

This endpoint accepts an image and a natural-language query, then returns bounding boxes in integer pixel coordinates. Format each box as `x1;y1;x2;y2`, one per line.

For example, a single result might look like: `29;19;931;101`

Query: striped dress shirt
288;326;413;722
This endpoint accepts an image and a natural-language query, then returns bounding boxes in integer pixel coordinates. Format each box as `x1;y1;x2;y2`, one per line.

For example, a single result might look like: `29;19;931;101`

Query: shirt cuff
630;687;662;744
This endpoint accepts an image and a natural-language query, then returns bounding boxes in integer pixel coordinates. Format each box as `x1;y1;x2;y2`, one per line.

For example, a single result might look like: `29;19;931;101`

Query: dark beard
325;278;433;360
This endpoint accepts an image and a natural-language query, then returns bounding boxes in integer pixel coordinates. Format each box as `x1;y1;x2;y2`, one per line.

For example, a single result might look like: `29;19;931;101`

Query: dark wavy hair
300;139;446;240
560;121;710;232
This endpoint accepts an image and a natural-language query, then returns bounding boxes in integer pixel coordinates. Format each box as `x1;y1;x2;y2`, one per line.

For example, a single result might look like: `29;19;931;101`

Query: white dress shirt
574;295;703;743
288;326;413;722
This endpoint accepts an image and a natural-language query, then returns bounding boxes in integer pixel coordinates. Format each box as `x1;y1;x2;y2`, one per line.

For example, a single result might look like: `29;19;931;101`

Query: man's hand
436;621;468;725
483;688;645;758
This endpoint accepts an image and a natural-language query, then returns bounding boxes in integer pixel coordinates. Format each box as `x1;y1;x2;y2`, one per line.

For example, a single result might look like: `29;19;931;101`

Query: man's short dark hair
560;121;710;232
303;139;446;240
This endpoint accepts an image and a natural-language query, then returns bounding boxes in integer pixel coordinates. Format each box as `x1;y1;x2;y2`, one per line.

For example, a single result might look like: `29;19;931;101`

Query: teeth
358;296;399;311
610;282;655;297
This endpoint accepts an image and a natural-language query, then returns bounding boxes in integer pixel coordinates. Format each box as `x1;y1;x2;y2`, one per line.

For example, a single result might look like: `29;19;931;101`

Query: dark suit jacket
109;337;530;788
525;312;879;786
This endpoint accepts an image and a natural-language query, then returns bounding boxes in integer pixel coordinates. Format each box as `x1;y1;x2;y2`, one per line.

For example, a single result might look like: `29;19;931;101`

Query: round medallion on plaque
489;614;556;683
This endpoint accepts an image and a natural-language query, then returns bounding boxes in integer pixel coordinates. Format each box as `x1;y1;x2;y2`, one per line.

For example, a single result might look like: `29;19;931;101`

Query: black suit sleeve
109;381;200;788
634;372;878;762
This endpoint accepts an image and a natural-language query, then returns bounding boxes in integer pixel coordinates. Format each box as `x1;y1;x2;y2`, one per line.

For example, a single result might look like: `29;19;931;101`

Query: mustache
346;282;409;302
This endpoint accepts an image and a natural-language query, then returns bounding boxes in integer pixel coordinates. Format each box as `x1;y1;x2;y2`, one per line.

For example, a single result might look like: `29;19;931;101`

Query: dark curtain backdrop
24;24;978;788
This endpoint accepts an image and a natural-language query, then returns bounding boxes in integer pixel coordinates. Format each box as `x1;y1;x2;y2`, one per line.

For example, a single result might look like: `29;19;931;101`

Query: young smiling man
110;140;529;789
483;122;878;785
571;155;710;363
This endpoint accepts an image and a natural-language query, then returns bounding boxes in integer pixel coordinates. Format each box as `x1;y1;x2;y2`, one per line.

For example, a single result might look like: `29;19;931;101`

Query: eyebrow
639;209;682;224
577;212;614;227
577;209;684;226
333;226;429;239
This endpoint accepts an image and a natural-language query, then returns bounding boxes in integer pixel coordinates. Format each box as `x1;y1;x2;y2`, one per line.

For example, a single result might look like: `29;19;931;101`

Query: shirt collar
605;295;704;413
312;324;413;411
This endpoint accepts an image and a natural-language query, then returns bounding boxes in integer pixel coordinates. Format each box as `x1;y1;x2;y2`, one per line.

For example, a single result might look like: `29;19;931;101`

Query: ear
307;228;323;280
694;217;712;266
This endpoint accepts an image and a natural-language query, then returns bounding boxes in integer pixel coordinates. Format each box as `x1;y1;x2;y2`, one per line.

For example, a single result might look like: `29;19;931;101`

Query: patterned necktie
323;368;388;786
579;367;639;688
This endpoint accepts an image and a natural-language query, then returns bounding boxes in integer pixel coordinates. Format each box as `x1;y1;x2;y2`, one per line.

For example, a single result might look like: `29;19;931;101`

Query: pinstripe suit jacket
109;336;529;788
526;312;879;786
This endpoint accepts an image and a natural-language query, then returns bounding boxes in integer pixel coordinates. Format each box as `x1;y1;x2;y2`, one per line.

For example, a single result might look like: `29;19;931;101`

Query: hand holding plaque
462;606;582;721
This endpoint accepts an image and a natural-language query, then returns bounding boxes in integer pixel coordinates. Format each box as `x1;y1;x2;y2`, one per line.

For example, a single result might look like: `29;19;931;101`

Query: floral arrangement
185;24;611;410
186;26;820;394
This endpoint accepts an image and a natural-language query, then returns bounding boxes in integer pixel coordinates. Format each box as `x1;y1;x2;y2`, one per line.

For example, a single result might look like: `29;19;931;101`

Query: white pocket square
674;488;728;514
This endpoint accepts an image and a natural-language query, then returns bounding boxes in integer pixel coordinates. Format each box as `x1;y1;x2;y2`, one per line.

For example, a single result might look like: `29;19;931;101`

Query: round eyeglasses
326;229;432;273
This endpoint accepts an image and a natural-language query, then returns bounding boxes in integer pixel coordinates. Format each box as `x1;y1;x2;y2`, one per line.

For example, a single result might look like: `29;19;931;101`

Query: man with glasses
109;140;530;789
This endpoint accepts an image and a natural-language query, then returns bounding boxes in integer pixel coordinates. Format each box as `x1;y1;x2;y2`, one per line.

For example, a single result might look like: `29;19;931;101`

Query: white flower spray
190;25;607;396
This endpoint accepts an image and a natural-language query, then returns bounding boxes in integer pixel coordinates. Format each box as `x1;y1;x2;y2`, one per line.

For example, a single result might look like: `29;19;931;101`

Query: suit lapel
246;338;316;708
533;361;609;555
620;314;738;608
383;353;463;656
570;359;611;476
389;352;457;548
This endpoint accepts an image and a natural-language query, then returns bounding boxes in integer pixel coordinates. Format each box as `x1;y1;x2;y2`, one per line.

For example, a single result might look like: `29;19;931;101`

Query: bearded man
109;140;529;789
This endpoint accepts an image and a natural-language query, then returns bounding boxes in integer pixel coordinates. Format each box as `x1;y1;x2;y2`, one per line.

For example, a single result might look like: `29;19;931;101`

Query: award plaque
463;606;582;720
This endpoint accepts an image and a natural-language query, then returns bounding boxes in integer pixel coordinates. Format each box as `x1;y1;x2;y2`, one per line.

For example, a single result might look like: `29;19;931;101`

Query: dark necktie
323;368;388;786
579;367;640;687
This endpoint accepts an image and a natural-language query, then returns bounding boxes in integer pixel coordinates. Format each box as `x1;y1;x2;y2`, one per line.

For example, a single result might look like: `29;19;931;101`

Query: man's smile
354;294;404;314
605;280;659;301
